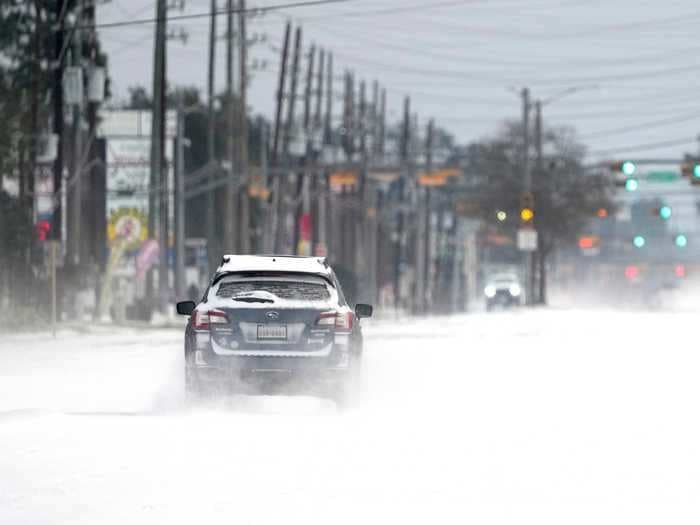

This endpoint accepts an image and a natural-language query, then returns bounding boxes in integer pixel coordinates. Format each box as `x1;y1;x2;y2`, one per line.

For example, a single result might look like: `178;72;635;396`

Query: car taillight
193;309;228;330
317;311;353;332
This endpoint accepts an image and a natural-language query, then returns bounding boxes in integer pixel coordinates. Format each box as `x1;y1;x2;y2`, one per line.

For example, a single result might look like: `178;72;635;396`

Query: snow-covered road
1;309;699;524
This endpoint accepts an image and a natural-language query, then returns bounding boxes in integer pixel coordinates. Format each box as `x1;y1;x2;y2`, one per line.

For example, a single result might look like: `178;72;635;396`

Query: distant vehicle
484;273;522;311
176;255;373;407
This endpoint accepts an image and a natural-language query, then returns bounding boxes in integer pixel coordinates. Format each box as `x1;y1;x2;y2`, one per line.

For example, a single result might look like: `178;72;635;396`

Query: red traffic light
675;264;686;278
624;265;639;280
35;220;51;241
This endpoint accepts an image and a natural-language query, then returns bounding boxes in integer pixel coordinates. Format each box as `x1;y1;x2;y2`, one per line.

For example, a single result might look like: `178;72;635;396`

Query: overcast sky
97;0;700;162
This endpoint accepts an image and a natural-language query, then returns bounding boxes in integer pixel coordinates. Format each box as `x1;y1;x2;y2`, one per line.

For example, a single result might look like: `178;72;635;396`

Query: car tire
184;340;205;402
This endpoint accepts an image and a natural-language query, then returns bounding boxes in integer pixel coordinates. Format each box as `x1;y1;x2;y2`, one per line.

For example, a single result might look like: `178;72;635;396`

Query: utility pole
324;52;333;146
277;25;301;254
356;79;367;276
148;0;167;310
378;87;386;161
282;27;302;158
521;87;533;305
318;50;333;258
366;79;380;304
175;91;186;299
314;49;326;257
298;44;315;256
271;22;290;164
51;0;65;245
371;80;378;161
269;21;290;253
223;0;237;253
69;2;83;266
206;0;217;271
414;118;432;315
535;100;543;172
157;5;169;310
394;95;410;312
238;0;250;253
534;99;544;305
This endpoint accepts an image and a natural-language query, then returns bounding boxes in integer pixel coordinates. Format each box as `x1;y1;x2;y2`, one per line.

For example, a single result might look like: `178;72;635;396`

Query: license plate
257;324;287;340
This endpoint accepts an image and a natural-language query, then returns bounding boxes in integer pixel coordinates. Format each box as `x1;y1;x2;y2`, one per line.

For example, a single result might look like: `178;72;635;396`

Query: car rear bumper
190;344;353;383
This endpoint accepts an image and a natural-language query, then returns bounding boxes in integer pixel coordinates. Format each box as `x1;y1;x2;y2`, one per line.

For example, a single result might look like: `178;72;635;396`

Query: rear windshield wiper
232;296;274;303
231;291;275;303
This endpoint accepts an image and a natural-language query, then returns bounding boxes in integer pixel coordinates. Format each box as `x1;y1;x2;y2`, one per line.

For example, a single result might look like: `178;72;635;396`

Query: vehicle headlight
484;285;496;298
509;284;521;297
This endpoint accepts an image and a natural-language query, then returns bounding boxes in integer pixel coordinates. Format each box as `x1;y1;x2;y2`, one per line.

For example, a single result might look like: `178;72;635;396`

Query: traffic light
520;207;534;223
693;164;700;185
675;234;687;248
496;210;507;222
624;265;639;280
682;159;700;185
35;220;51;242
621;161;636;176
659;205;672;220
520;192;534;225
596;208;608;218
675;264;686;278
625;178;639;192
610;160;636;175
633;235;645;248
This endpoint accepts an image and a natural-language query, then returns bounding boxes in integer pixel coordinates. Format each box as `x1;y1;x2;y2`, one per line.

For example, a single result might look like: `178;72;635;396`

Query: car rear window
217;280;331;301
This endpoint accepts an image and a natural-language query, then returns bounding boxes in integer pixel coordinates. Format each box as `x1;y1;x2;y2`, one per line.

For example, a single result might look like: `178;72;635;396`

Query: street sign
517;228;538;251
644;171;680;182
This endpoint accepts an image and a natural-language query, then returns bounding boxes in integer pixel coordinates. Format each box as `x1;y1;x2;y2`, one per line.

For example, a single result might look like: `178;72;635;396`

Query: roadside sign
517;229;538;251
644;171;680;182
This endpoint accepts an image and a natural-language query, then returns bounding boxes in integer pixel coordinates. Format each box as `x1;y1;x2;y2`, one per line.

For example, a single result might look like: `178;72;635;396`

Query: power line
265;15;700;87
589;137;699;157
580;112;700;140
281;0;488;20
84;0;357;31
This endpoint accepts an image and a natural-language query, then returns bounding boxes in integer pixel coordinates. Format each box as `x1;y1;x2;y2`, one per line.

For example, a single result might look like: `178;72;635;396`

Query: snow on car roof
215;255;333;277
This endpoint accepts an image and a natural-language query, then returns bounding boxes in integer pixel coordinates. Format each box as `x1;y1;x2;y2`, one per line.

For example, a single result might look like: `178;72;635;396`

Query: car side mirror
176;300;196;316
355;303;373;319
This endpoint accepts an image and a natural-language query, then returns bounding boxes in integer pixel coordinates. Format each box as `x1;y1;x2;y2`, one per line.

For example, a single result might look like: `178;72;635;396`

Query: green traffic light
625;178;639;191
659;205;672;220
633;235;646;248
622;161;636;176
694;165;700;178
675;234;688;248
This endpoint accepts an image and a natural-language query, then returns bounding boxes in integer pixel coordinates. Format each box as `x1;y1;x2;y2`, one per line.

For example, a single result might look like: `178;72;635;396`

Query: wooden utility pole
324;52;333;146
371;80;378;161
314;49;324;135
174;92;186;299
394;95;410;312
206;0;217;270
277;26;301;254
298;44;315;255
271;22;290;164
223;0;237;253
314;49;326;257
414;118;433;314
282;27;302;158
68;3;83;266
522;87;533;305
356;79;367;275
378;87;386;160
534;99;545;305
52;0;65;243
269;21;290;253
157;6;169;309
148;0;167;308
238;0;249;253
